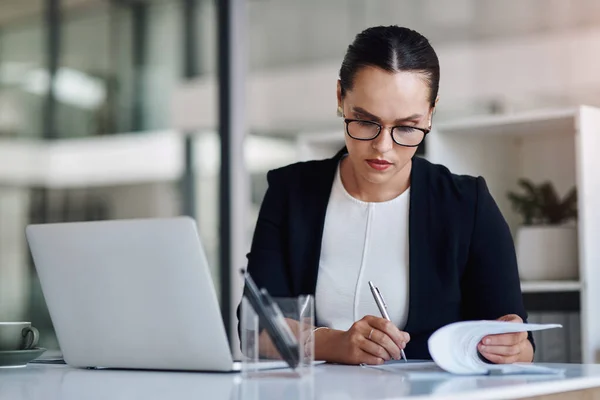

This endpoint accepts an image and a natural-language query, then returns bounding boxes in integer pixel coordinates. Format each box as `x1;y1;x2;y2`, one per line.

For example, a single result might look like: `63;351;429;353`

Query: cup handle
21;327;39;350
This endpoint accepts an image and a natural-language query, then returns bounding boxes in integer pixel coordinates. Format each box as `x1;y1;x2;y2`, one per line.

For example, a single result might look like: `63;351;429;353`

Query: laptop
26;217;288;372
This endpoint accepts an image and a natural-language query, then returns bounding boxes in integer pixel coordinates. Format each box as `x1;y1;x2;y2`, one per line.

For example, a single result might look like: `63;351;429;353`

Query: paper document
428;320;562;375
361;360;449;377
362;321;563;376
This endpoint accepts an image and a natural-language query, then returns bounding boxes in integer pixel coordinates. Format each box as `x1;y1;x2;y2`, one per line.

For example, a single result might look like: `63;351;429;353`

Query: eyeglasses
344;118;430;147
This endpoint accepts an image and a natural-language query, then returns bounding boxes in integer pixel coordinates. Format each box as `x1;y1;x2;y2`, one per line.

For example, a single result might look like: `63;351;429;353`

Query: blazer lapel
302;148;347;295
404;156;432;333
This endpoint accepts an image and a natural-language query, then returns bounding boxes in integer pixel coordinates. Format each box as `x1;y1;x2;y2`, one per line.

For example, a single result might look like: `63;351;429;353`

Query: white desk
2;363;600;400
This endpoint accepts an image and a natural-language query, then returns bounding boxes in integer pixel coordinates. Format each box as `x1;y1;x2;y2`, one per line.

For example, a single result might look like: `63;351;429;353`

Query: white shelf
521;280;582;293
435;106;579;137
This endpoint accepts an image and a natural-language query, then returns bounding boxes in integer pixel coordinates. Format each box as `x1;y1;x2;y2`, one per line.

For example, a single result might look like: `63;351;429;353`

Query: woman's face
337;66;435;186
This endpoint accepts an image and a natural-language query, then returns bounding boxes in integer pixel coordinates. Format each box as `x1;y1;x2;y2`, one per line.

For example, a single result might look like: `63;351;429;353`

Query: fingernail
479;345;486;350
485;338;491;345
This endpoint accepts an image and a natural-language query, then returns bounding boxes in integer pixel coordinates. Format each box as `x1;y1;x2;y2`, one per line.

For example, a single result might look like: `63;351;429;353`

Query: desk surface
2;363;600;400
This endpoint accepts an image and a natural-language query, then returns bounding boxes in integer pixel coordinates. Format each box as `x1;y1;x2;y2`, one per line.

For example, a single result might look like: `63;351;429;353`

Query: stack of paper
428;320;562;375
362;321;563;376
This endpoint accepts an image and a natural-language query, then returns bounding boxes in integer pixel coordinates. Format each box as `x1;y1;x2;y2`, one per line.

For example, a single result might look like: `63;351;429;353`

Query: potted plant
507;179;578;281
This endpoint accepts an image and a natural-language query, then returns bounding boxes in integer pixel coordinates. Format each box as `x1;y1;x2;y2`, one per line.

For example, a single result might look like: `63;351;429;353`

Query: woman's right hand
317;315;410;365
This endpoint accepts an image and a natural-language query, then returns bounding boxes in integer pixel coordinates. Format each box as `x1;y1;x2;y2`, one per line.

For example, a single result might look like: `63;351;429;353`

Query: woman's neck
340;157;412;203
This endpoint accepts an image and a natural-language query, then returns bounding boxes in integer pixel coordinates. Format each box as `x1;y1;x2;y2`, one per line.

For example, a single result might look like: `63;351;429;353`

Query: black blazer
243;148;531;359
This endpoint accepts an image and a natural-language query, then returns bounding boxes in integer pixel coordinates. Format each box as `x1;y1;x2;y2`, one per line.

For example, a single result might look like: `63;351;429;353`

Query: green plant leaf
561;188;578;221
517;179;539;200
507;179;577;225
507;190;537;225
538;182;561;224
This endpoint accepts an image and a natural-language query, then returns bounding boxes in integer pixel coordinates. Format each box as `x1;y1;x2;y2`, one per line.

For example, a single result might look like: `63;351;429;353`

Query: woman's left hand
477;314;534;364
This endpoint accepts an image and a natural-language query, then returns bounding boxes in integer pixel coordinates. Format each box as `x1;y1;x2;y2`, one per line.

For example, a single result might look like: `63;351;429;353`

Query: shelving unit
521;281;582;293
296;105;600;364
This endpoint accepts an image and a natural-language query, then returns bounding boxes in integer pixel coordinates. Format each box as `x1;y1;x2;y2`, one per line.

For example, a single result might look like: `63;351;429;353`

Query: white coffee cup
0;322;39;351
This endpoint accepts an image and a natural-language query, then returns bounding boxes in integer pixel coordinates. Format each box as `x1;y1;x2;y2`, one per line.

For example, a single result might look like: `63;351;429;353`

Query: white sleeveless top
315;163;410;331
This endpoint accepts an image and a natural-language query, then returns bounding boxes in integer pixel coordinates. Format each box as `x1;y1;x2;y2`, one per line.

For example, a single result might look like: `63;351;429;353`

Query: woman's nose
372;127;394;153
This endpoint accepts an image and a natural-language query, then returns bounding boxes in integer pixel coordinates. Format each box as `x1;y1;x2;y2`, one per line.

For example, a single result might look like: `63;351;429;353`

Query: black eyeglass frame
343;118;431;148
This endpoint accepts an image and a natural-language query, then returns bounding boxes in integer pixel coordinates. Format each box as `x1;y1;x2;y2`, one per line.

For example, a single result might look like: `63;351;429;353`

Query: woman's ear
428;97;439;126
336;80;343;116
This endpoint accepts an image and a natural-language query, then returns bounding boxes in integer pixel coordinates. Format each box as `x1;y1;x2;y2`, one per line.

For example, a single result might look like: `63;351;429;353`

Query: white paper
361;360;564;380
361;360;452;379
428;321;562;375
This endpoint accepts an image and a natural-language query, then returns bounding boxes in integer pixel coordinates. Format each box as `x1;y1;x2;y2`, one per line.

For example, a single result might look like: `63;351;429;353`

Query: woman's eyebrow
351;107;423;123
351;106;380;121
396;113;424;123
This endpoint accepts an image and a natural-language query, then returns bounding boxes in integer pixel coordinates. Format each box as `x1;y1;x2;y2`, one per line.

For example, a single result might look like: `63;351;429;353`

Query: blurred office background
1;0;600;362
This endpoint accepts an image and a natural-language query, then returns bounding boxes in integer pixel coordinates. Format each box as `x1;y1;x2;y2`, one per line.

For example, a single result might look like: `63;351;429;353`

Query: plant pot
516;225;578;281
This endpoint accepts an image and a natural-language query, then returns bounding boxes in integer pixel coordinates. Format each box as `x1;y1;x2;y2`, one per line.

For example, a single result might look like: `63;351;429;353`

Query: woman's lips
366;159;392;171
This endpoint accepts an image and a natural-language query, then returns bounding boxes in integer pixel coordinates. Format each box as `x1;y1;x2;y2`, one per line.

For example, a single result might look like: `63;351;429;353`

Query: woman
243;26;533;365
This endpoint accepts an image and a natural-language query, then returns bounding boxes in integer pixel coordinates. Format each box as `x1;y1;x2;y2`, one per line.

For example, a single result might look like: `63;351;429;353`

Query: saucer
0;348;46;368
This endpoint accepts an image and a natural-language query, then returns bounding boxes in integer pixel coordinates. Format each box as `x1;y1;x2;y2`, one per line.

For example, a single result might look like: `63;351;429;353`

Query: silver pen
368;280;408;362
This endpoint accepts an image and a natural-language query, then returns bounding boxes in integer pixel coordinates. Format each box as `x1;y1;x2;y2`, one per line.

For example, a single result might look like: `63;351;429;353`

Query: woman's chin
360;169;394;184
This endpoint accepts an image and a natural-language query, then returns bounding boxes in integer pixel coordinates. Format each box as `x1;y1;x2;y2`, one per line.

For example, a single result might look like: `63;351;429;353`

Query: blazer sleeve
236;169;293;337
244;169;292;297
460;176;535;351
